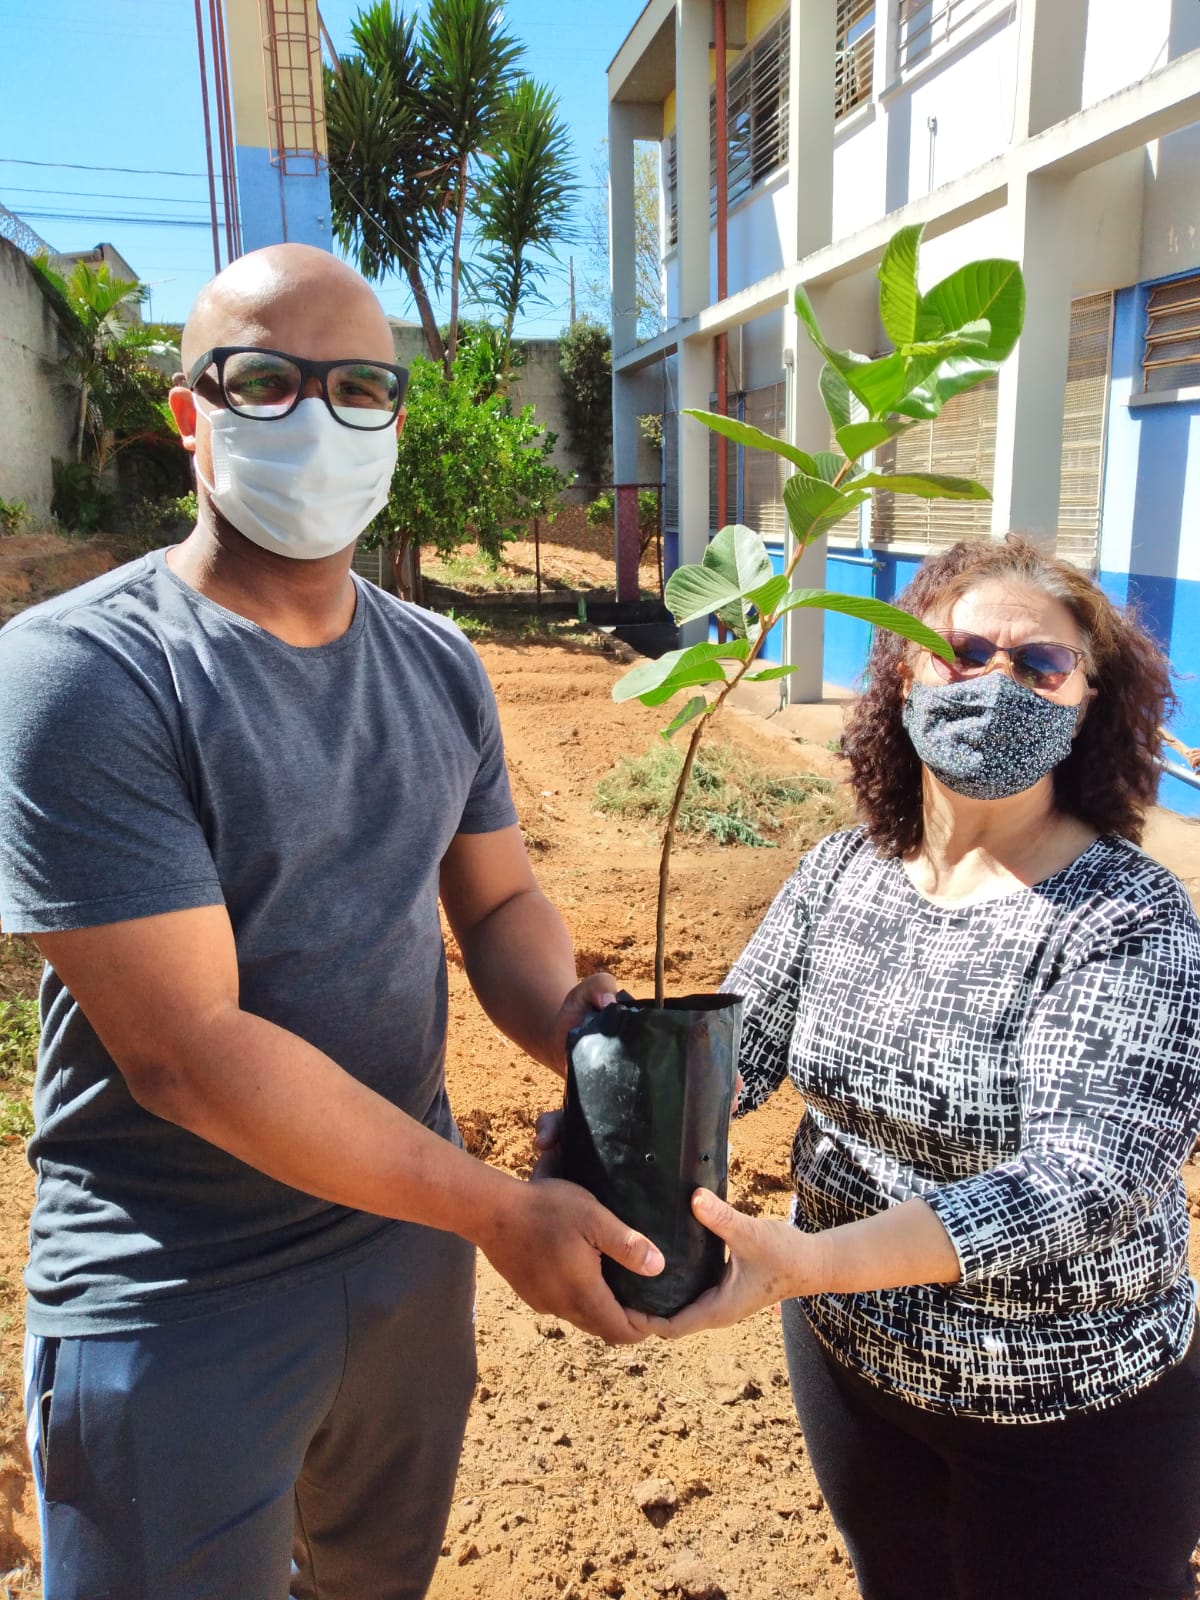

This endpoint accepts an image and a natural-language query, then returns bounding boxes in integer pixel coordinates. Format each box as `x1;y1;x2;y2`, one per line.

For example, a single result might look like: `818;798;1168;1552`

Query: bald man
0;245;661;1600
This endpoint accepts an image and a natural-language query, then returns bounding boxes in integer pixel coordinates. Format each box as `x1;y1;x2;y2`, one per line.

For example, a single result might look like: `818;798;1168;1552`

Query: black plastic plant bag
561;991;743;1317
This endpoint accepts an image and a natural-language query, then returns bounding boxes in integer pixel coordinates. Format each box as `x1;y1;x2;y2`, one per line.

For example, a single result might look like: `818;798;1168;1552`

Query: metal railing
895;0;1012;74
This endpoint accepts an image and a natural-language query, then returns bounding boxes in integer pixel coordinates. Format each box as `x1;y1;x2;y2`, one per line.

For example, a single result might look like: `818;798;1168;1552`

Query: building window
723;12;789;208
871;294;1112;570
895;0;1010;75
664;13;790;247
664;134;677;250
707;383;788;540
836;1;875;119
1143;272;1200;394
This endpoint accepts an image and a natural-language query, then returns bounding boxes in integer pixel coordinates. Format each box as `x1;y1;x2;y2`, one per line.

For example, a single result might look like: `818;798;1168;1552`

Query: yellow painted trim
225;0;270;150
664;88;675;137
746;0;787;41
224;0;328;159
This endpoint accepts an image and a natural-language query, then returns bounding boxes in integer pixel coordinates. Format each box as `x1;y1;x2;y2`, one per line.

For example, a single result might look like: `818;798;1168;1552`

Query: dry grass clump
595;738;853;851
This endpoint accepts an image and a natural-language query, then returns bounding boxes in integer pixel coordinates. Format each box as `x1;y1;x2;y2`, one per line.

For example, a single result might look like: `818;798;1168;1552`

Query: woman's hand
640;1188;824;1338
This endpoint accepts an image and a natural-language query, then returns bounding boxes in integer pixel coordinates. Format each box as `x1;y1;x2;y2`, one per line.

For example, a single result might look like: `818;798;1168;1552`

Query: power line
0;157;226;181
1;184;224;209
18;210;217;230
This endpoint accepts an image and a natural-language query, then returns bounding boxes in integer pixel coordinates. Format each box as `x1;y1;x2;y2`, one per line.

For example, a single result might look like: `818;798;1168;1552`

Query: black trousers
782;1299;1200;1600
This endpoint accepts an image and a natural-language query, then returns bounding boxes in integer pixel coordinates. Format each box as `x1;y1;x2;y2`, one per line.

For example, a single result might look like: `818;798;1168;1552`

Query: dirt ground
2;536;1200;1598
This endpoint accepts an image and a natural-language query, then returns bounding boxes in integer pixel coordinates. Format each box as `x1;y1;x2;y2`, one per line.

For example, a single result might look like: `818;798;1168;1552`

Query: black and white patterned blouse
727;827;1200;1422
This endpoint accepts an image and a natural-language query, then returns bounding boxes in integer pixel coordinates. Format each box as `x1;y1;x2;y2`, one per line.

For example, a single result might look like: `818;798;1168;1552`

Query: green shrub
51;460;115;535
0;996;38;1140
0;498;29;536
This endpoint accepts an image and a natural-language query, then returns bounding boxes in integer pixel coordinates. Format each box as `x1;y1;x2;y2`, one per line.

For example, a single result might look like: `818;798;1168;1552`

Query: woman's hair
843;534;1175;855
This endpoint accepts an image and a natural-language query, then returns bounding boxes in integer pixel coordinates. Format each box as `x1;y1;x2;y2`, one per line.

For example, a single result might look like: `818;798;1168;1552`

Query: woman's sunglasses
931;631;1086;692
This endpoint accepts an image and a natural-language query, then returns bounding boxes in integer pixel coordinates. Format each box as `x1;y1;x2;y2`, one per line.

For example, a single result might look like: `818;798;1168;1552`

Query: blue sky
0;0;648;333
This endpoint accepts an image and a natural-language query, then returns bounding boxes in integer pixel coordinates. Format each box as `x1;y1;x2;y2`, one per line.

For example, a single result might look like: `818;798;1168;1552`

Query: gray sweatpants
25;1222;477;1600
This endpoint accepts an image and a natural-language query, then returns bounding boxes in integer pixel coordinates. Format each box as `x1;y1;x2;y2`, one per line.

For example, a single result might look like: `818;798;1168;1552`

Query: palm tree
324;3;448;367
473;78;578;355
33;258;178;477
419;0;522;375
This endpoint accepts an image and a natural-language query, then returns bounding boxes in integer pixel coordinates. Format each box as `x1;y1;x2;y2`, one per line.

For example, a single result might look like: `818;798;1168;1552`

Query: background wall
0;239;75;523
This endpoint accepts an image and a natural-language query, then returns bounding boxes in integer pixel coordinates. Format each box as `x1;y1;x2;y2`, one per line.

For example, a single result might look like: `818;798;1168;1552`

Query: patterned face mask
901;670;1080;800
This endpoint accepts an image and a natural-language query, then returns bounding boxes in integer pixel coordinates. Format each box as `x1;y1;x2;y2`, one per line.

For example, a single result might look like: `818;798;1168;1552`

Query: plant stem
653;465;852;1004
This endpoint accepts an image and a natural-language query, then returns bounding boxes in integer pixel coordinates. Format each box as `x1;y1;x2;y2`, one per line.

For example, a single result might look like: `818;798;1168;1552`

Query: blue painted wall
822;549;923;691
1100;281;1200;819
236;146;333;254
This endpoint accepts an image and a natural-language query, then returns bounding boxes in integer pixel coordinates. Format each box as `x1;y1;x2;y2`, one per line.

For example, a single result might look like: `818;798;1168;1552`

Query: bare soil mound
0;616;1197;1599
0;535;118;624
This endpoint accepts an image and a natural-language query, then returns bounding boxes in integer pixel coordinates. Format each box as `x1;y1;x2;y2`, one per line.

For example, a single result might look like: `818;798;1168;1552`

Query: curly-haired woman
647;535;1200;1600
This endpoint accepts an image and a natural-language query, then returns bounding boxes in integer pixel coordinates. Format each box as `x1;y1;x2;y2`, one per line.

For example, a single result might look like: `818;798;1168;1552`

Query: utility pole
569;256;576;327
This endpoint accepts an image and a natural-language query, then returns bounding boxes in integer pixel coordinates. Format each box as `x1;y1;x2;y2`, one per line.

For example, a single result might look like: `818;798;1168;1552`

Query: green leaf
916;260;1024;360
895;354;1002;418
703;523;776;593
818;363;861;431
665;524;776;628
613;640;747;705
835;419;917;460
659;695;710;740
683;409;818;475
878;224;923;346
794;284;828;356
811;451;847;484
773;591;954;661
855;472;991;501
743;665;798;682
783;474;869;545
746;572;790;618
826;347;957;420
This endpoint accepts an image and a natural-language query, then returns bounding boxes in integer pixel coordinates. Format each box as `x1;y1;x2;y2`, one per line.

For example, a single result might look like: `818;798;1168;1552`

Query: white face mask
196;397;398;561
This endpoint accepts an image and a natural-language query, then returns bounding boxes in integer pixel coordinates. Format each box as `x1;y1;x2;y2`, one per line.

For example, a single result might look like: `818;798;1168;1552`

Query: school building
606;0;1200;813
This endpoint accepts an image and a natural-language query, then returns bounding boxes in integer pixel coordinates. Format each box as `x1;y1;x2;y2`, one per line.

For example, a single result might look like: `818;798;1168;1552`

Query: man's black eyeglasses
186;346;409;431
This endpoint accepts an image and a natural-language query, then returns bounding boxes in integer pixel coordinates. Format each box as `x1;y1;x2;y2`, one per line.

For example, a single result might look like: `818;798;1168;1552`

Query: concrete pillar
781;283;840;703
778;1;836;701
1011;0;1089;140
676;333;713;645
790;0;836;261
872;0;897;101
609;101;659;357
989;171;1073;547
676;0;711;317
613;367;644;602
610;99;664;598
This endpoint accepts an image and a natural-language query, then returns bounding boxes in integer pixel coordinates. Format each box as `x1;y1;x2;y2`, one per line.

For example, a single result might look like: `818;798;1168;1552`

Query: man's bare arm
33;900;659;1342
440;825;617;1078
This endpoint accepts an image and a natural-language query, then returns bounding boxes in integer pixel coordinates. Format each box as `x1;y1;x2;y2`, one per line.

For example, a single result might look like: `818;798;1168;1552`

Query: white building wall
1141;125;1200;279
1082;0;1186;105
0;239;75;524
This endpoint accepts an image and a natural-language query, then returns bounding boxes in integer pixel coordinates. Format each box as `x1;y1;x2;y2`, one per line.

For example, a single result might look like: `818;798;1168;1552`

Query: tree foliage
362;333;566;599
611;224;1026;1002
558;319;612;487
32;258;179;476
326;0;578;373
581;140;663;342
472;78;577;347
31;257;181;530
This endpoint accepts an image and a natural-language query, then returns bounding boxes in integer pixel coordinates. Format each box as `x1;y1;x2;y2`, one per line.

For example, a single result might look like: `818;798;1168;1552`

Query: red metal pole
714;0;730;535
208;0;237;263
193;0;223;274
714;0;730;642
213;0;242;258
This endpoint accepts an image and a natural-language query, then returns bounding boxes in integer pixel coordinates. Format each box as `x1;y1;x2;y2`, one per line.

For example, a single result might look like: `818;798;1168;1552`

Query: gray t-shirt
0;549;517;1336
